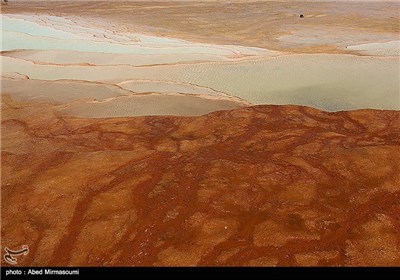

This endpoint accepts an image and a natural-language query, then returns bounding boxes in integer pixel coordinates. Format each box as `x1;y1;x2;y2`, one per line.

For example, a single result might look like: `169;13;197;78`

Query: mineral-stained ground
2;95;399;266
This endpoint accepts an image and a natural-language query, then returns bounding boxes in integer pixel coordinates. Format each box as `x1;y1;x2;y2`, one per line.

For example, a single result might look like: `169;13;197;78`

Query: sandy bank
347;41;400;56
57;94;247;118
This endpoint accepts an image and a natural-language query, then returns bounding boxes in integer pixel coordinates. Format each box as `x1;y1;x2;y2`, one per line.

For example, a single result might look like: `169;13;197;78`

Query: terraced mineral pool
4;54;398;112
2;14;399;112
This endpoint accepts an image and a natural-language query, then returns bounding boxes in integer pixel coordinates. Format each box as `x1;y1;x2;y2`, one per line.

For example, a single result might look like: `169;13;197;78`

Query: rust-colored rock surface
1;96;400;266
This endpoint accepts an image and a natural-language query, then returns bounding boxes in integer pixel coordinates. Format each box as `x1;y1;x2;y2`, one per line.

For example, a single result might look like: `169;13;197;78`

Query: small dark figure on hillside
300;14;304;18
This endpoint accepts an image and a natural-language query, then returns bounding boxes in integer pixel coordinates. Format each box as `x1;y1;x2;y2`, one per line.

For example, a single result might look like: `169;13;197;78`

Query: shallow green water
159;55;400;111
3;54;399;111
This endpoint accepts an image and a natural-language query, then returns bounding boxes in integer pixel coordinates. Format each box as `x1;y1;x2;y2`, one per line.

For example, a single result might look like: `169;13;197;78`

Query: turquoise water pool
1;15;256;56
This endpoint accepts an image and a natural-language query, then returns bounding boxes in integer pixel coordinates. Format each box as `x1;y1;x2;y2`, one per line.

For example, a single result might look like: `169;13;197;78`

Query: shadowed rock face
1;96;400;266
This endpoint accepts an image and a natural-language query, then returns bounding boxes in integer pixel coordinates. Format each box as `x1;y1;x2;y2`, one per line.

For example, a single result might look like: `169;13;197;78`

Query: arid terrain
1;1;400;267
3;0;399;54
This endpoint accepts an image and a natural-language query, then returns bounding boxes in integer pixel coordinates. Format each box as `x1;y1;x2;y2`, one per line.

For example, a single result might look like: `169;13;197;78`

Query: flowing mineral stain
2;96;400;266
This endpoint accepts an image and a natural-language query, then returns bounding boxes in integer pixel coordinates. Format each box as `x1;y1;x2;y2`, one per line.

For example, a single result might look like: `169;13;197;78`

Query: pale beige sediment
1;49;232;67
1;76;249;117
56;94;248;118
